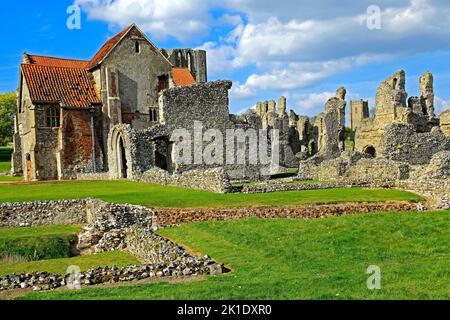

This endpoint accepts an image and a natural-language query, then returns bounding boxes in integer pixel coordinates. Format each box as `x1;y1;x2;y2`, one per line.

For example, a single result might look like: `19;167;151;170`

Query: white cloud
196;42;236;76
75;0;210;41
435;97;450;115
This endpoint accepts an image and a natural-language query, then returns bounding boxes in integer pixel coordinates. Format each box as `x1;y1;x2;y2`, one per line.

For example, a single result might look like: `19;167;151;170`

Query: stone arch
187;51;193;72
109;126;133;179
363;145;377;158
25;153;32;181
176;50;184;67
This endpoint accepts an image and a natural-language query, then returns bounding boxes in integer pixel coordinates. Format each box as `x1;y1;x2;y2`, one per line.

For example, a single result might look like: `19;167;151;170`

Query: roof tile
21;64;101;108
172;68;196;87
28;55;89;68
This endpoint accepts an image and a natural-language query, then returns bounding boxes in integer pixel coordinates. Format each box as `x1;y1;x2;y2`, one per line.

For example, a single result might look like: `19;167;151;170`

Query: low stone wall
0;199;154;228
238;180;369;194
0;257;224;292
0;200;224;292
298;152;410;182
394;179;450;210
153;202;419;227
137;167;233;193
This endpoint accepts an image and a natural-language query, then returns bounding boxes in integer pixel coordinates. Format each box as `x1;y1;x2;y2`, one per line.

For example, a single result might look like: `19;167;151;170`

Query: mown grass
0;251;140;277
0;225;82;262
0;180;422;208
0;147;12;173
19;210;449;300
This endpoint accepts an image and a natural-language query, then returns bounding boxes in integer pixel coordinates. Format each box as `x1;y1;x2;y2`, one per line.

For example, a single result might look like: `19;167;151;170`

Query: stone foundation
137;167;233;193
153;202;419;227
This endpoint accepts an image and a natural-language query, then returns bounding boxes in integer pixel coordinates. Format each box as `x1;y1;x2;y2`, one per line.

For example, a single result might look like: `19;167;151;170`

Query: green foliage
0;93;16;146
20;211;450;300
0;180;422;208
0;251;140;277
0;147;13;173
0;225;81;262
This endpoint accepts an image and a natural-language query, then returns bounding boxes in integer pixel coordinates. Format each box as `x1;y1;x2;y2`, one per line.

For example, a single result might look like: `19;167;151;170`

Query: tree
0;92;16;146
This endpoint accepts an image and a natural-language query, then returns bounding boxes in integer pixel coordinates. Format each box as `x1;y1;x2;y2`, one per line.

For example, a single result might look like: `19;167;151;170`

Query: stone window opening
363;145;377;158
187;52;193;72
393;78;398;90
45;106;60;128
149;108;158;122
135;41;140;54
158;75;169;92
177;51;183;67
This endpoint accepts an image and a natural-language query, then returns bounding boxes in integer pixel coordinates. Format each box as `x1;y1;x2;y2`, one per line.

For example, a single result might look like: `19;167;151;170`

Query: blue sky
1;0;449;116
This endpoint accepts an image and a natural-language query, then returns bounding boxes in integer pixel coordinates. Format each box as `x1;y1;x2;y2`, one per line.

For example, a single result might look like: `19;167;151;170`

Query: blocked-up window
45;106;60;128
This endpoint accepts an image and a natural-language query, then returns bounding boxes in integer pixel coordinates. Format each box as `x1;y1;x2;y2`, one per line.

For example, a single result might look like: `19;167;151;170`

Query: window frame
45;106;61;128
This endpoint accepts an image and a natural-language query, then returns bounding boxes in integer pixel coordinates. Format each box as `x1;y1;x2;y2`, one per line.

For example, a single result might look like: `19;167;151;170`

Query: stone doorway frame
109;126;132;179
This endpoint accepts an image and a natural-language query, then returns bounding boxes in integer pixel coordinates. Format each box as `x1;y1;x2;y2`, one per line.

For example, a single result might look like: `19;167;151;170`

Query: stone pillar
278;96;287;116
267;100;276;113
419;71;435;118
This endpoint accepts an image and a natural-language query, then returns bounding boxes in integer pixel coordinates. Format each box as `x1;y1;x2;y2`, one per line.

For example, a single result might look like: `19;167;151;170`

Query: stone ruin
237;86;348;171
291;70;449;208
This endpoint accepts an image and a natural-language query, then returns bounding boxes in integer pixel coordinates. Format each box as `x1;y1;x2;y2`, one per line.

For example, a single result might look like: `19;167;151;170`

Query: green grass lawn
0;180;421;208
0;251;140;277
19;210;450;300
0;225;81;262
0;147;12;173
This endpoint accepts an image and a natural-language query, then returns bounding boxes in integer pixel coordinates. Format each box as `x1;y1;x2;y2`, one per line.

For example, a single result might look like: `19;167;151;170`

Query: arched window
363;145;377;158
45;106;60;128
177;51;183;67
187;52;193;71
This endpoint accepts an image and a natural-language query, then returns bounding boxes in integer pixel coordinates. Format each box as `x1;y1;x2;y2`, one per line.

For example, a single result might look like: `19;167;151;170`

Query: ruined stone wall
107;124;156;180
164;48;207;83
380;124;450;165
441;110;450;135
0;199;154;228
159;81;266;180
298;152;410;182
394;179;449;210
353;70;443;158
138;167;232;194
350;100;370;131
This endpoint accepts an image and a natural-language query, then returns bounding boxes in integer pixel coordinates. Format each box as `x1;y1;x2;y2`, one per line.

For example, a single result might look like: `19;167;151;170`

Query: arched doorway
363;145;377;158
26;154;32;181
117;135;128;179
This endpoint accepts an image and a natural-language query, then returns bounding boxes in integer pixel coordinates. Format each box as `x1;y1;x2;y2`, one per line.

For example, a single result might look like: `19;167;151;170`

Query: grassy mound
0;180;422;208
20;210;449;300
0;225;81;263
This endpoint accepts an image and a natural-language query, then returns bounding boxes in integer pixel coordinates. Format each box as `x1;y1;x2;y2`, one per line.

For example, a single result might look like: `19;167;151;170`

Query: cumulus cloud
75;0;210;41
74;0;450;113
196;42;237;76
435;97;450;115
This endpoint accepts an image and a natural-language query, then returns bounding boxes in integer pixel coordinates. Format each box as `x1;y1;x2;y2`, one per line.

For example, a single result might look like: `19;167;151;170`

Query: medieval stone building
12;24;267;182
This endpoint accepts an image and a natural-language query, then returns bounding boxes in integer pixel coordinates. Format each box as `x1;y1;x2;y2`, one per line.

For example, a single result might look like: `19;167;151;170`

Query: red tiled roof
172;68;196;87
27;55;89;68
21;64;101;108
86;24;134;69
